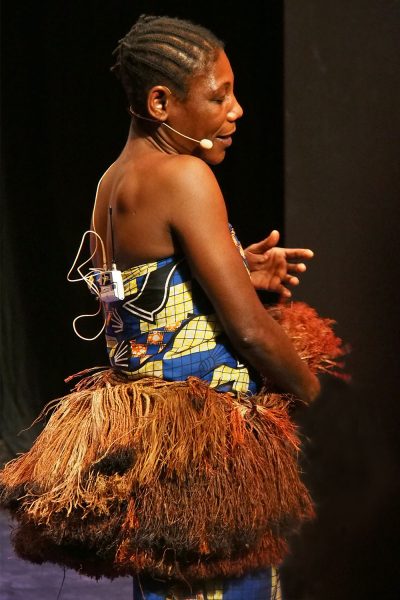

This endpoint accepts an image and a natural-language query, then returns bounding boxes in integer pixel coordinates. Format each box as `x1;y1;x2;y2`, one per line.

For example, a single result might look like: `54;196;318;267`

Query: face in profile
169;50;244;165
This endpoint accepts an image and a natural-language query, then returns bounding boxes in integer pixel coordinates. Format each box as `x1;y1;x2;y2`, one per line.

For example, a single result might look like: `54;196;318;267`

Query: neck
128;118;181;155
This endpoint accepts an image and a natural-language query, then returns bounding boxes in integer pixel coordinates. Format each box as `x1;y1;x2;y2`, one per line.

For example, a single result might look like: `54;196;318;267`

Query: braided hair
111;14;224;114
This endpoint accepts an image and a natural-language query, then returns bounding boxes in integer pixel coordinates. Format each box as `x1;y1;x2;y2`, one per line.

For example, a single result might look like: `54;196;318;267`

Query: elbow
232;327;268;353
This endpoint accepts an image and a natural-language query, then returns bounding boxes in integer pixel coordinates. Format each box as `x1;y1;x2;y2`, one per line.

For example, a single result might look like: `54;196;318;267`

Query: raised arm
165;156;320;404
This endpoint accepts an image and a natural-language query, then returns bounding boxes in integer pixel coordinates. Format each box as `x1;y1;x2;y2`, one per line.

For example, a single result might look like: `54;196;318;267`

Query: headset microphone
160;122;213;149
129;107;213;150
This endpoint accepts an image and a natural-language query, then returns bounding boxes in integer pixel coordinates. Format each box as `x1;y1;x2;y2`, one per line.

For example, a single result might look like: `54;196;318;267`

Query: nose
227;94;244;121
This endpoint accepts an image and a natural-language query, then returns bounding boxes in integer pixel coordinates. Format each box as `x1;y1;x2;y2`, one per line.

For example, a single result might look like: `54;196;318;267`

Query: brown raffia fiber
1;377;311;580
0;302;347;581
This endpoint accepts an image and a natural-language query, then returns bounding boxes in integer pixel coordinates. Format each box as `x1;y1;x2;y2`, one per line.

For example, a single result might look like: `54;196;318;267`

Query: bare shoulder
159;154;221;195
155;155;226;221
157;153;215;179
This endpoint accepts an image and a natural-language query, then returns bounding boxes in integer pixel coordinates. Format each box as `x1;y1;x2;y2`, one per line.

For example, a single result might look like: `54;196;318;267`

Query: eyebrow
211;81;231;93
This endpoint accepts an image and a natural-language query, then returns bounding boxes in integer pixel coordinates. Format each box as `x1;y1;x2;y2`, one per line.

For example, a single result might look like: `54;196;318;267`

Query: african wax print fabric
133;566;282;599
102;226;258;394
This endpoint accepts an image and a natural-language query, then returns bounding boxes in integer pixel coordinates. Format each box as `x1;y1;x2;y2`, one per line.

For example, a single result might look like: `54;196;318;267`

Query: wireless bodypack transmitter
99;206;124;303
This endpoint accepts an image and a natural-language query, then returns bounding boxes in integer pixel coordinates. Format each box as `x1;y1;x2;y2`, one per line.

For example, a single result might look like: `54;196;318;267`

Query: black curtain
282;1;400;599
0;1;283;457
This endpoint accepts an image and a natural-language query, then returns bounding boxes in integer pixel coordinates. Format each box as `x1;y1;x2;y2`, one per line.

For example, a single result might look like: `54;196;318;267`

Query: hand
244;230;314;298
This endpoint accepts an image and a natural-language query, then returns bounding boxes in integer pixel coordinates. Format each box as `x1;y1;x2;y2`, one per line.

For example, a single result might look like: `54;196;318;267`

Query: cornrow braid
111;14;224;114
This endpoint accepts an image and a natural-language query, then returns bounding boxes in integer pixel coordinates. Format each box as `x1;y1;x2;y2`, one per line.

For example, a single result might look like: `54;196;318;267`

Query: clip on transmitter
99;206;125;303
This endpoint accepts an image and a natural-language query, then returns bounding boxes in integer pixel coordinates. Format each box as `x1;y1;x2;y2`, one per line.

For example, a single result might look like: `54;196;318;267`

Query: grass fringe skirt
0;302;348;583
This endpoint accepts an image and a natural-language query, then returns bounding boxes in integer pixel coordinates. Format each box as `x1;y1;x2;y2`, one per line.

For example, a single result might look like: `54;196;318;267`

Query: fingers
278;284;292;299
245;230;280;253
279;277;302;298
266;230;280;248
284;274;300;286
287;262;307;273
284;248;314;259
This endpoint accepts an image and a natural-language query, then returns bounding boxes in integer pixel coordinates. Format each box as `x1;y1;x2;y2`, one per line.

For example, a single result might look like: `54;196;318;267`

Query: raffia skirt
0;302;347;596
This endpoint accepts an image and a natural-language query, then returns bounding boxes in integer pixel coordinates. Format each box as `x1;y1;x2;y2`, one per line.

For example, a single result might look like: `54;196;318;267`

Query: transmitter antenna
109;205;117;267
97;205;124;304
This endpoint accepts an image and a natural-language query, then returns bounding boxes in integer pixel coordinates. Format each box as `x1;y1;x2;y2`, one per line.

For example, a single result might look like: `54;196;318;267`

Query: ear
147;86;171;121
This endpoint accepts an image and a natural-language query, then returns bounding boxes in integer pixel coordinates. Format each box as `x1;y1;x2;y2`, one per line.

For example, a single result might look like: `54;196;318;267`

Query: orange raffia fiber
269;301;349;381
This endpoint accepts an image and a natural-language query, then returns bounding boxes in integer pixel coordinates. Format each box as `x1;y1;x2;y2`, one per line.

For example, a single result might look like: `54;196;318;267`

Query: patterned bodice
101;225;258;395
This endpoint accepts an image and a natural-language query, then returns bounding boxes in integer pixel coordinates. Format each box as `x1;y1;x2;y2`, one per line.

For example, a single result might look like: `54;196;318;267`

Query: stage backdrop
282;2;400;599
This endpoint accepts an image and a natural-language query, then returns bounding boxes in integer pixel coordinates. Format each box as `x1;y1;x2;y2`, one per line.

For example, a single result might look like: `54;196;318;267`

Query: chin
201;150;226;166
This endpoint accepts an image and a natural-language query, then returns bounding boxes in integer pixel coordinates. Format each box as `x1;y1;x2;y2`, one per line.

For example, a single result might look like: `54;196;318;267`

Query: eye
213;96;226;104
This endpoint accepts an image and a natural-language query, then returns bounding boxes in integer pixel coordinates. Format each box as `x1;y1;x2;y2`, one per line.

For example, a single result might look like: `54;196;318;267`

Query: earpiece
129;107;214;150
161;121;214;149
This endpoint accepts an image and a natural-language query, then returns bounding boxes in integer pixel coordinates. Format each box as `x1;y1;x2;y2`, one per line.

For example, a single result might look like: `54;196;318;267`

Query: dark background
283;3;400;599
1;1;399;599
0;0;284;448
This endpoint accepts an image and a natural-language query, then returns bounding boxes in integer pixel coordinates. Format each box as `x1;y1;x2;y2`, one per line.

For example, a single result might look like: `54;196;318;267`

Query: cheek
210;109;227;128
195;104;225;130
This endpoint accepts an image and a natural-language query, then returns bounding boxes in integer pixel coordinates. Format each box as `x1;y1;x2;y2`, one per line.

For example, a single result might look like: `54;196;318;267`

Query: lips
215;129;235;147
216;135;233;147
217;129;236;138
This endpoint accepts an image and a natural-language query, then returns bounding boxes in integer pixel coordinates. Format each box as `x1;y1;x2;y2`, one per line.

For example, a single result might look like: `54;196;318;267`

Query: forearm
229;314;320;404
169;193;318;402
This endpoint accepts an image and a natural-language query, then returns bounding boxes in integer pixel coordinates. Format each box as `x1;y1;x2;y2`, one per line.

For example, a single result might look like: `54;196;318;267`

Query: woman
93;14;319;402
0;14;345;600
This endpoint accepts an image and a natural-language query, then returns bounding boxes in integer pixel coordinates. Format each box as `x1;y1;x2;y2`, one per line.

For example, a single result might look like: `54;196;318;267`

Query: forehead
189;50;234;94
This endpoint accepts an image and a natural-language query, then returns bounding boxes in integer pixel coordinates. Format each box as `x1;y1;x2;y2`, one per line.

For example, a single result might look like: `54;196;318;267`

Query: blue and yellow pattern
135;566;282;599
103;226;258;395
